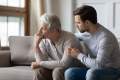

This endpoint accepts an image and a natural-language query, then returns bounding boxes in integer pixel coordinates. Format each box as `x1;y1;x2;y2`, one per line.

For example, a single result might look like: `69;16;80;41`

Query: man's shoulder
99;28;115;40
97;28;118;45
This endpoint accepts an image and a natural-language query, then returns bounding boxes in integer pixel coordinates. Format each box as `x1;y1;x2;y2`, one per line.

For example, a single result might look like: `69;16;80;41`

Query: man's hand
31;62;40;69
68;48;80;58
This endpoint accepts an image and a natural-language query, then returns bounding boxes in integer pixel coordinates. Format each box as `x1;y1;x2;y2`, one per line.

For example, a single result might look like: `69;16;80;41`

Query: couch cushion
9;36;35;66
0;66;33;80
0;50;11;67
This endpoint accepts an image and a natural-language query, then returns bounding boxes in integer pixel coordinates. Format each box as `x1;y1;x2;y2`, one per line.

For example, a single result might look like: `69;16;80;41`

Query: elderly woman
31;14;83;80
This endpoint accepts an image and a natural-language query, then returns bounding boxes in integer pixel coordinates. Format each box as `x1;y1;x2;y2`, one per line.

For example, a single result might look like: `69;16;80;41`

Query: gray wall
30;0;40;35
45;0;75;32
30;0;75;35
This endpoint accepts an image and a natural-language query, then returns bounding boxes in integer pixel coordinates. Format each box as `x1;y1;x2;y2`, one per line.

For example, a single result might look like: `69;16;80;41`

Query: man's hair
40;13;61;32
73;5;97;24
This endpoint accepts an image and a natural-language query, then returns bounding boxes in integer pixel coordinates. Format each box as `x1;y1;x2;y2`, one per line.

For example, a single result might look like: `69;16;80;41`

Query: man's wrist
77;53;84;60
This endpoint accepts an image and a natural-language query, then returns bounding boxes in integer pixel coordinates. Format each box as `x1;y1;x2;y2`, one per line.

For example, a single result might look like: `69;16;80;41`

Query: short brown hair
73;5;97;24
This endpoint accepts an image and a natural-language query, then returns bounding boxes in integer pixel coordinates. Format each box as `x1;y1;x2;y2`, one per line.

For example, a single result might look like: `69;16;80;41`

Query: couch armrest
0;50;11;67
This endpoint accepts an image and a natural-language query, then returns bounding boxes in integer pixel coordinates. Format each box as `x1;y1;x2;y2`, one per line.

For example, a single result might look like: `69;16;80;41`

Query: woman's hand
34;27;44;47
68;48;80;58
33;27;44;52
31;62;40;69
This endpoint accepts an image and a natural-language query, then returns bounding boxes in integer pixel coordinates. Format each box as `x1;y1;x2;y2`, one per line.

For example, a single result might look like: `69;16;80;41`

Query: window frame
0;0;30;49
0;0;30;35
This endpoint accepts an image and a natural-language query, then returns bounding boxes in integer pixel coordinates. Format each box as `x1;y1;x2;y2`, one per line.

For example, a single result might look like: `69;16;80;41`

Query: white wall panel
75;0;120;39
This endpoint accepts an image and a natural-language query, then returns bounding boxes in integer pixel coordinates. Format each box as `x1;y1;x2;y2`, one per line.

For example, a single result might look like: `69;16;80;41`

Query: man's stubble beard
77;25;89;33
77;26;86;33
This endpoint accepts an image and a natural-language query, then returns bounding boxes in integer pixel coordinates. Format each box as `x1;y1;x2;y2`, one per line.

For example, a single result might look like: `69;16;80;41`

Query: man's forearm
77;53;101;68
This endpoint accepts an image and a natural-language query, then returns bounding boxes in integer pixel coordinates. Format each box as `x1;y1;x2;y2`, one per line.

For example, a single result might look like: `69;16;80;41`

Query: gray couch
0;36;35;80
0;36;120;80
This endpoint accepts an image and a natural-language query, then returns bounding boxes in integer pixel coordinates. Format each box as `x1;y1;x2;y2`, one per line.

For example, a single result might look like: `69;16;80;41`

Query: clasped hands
31;62;40;69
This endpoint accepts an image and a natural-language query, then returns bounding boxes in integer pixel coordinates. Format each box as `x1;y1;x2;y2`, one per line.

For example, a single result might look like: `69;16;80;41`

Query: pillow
9;36;35;66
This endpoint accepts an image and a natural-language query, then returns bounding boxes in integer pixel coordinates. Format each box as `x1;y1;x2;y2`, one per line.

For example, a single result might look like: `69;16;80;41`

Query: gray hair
40;13;61;31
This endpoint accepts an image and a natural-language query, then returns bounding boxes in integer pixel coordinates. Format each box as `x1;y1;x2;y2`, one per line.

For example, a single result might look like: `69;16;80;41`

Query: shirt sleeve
77;36;114;68
39;37;82;69
35;39;50;63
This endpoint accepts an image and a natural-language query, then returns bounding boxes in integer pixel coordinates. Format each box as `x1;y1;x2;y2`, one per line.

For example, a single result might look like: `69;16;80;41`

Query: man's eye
77;22;81;24
75;22;80;24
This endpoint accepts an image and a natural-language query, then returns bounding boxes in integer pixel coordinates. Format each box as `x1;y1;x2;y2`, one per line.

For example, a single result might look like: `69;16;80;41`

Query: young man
65;5;120;80
31;14;83;80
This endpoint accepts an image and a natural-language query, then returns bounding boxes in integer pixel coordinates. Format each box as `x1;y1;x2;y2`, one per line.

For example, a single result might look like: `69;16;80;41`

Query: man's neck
88;23;99;34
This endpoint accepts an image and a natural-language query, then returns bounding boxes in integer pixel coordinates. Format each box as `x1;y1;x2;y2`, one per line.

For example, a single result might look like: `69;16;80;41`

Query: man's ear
85;20;89;25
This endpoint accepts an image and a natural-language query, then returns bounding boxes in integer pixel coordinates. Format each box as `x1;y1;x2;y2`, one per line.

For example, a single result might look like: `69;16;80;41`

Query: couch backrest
9;36;35;66
118;40;120;47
